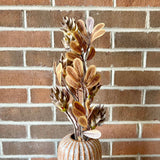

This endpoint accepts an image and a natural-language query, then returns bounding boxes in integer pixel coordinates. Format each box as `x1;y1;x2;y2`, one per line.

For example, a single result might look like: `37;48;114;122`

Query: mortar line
111;32;115;49
23;50;27;67
27;88;31;104
0;6;160;11
142;89;146;105
51;0;55;6
113;0;116;7
143;51;147;68
110;141;112;156
23;10;27;28
27;125;31;139
138;123;142;138
86;10;89;19
146;10;150;29
51;31;54;48
0;141;3;155
109;107;112;122
111;70;115;86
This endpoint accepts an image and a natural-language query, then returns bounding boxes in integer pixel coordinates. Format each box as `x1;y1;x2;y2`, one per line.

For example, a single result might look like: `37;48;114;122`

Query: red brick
141;157;160;160
97;124;138;138
95;90;141;104
99;71;110;85
115;32;160;48
0;107;53;121
0;125;26;138
115;71;160;86
116;0;160;7
147;52;160;67
146;90;160;104
142;124;160;138
31;89;51;103
88;52;142;67
27;11;85;27
0;31;50;47
54;31;111;48
113;107;160;121
90;11;146;28
150;12;160;28
31;125;73;139
0;10;22;27
113;141;160;155
0;159;27;160
101;142;110;155
0;51;23;66
26;51;61;67
0;0;51;5
0;89;27;103
0;70;53;86
55;0;113;6
3;142;55;155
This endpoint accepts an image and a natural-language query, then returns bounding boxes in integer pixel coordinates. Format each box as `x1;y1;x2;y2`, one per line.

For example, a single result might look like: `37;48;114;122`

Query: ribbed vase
57;134;102;160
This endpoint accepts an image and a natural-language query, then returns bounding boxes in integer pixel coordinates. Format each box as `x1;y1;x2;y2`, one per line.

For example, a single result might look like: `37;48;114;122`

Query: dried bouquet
50;16;106;141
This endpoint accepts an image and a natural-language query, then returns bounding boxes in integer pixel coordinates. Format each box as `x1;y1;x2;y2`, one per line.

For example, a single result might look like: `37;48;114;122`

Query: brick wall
0;0;160;160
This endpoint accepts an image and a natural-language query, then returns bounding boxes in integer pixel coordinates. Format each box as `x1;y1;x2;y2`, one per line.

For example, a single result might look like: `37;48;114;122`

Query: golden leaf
73;58;84;78
72;102;85;118
66;66;80;81
84;65;96;84
77;19;87;36
91;29;105;43
65;75;81;89
92;23;105;36
66;52;81;61
70;41;82;55
78;116;88;128
73;101;86;115
87;47;95;61
56;63;62;85
87;73;101;89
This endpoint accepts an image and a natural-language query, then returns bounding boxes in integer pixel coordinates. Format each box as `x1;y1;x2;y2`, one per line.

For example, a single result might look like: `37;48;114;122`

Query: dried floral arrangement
50;16;106;141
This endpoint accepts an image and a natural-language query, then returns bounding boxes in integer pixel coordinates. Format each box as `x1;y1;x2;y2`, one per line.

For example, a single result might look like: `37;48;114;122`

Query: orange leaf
70;41;82;55
84;65;96;84
87;47;95;61
77;19;87;36
72;101;85;118
91;29;105;43
87;73;101;89
92;23;105;36
66;66;80;81
65;75;81;89
66;52;80;61
73;58;84;78
78;116;88;128
56;63;62;85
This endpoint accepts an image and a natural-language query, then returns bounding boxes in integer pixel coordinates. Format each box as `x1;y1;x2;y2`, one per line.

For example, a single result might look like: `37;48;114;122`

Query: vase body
57;134;102;160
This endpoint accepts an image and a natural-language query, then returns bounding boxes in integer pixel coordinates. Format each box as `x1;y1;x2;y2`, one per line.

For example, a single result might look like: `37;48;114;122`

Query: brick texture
97;124;138;138
142;124;160;138
141;158;160;160
95;90;141;104
3;142;55;155
116;0;160;7
113;141;160;155
113;107;160;121
55;0;113;6
0;125;26;138
0;31;50;47
31;125;73;139
0;70;53;85
31;89;51;103
150;12;160;28
102;158;136;160
26;51;62;67
90;11;146;28
101;142;110;155
88;52;142;67
0;107;53;121
0;0;51;5
146;90;160;104
31;158;57;160
115;32;160;48
27;11;85;27
147;52;160;67
115;71;160;86
0;51;23;66
0;89;27;103
0;10;22;27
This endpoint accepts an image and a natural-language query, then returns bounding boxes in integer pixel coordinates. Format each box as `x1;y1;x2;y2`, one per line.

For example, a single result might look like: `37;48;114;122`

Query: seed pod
87;73;101;89
66;52;80;61
70;41;82;55
84;65;96;84
65;75;81;89
78;116;88;128
73;58;84;78
66;66;80;81
87;47;95;61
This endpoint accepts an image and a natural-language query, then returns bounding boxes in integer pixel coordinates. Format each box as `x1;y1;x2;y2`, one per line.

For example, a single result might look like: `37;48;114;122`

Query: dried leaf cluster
50;16;106;141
